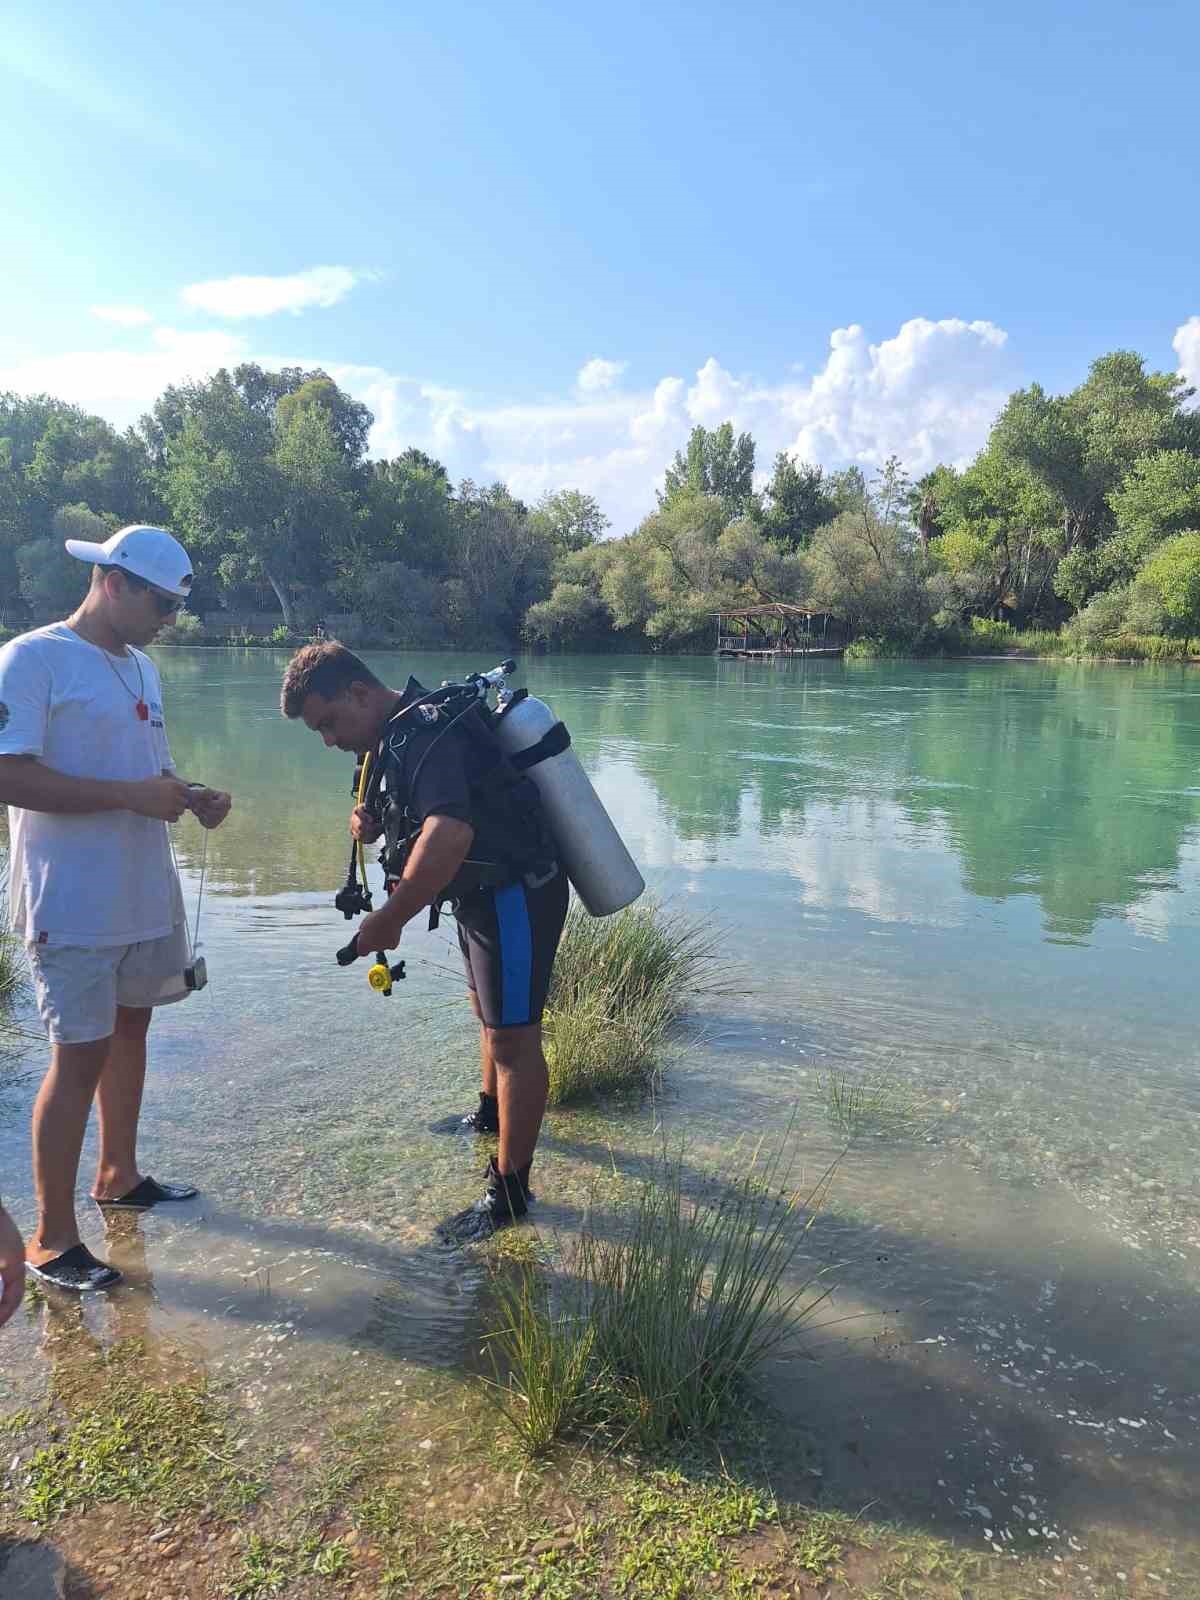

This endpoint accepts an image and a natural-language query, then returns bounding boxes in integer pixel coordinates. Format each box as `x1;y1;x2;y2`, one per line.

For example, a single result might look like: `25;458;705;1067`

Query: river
2;648;1199;1592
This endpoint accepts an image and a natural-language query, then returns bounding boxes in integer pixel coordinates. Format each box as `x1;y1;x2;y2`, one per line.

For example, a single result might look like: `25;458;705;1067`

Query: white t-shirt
0;623;184;947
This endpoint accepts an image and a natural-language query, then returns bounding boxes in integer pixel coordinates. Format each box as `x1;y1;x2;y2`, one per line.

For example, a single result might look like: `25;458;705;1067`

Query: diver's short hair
280;641;383;718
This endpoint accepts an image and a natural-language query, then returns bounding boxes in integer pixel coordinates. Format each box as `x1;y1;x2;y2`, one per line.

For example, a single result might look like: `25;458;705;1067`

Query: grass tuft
543;899;724;1105
481;1269;601;1457
0;864;36;1069
818;1068;935;1139
483;1138;837;1455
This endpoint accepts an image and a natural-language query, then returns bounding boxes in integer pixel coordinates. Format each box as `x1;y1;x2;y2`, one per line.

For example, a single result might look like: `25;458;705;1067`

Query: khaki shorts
26;925;193;1045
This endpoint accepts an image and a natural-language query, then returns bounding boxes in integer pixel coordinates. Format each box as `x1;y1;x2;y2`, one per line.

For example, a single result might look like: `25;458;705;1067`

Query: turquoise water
3;650;1200;1584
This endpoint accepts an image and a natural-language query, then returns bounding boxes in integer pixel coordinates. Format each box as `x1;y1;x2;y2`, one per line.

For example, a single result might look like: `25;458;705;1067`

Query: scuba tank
493;688;644;917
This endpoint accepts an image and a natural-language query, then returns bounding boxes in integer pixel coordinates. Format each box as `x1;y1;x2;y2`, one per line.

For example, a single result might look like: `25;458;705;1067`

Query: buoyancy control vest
366;678;558;910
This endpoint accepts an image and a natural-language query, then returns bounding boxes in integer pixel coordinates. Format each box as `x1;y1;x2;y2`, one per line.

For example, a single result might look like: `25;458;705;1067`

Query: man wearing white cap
0;526;232;1291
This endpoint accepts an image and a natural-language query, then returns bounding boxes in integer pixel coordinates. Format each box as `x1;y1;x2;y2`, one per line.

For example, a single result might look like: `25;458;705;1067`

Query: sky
2;0;1199;534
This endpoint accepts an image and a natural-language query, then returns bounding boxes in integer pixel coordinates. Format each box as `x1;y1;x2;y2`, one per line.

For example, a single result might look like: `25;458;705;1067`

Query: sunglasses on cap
123;572;187;615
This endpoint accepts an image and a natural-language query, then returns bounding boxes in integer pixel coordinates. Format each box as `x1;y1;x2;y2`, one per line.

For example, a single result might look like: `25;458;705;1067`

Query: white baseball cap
65;524;194;598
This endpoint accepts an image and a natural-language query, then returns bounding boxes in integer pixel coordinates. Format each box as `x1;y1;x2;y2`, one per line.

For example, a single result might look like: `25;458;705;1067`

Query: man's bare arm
0;755;191;821
355;815;474;953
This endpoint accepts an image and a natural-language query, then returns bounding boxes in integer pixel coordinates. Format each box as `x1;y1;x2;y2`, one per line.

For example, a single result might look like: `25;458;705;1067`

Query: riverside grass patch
481;1139;838;1456
15;1351;261;1526
542;899;725;1105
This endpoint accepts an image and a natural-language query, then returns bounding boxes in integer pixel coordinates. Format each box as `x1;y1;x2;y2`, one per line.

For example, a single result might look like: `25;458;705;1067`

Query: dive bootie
437;1157;533;1245
429;1092;500;1136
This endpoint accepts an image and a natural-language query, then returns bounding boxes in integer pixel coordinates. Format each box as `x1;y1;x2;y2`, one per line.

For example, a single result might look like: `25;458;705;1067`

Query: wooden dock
716;644;844;659
714;604;847;660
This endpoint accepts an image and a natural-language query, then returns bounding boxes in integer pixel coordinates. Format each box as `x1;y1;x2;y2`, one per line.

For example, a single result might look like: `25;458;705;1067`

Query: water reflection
158;650;1200;945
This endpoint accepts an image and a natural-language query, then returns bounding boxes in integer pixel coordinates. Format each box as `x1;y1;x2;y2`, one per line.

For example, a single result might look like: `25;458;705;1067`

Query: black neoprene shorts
453;867;569;1029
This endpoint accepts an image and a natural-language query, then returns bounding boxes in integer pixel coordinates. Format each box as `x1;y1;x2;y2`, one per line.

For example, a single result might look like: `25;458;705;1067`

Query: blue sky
2;0;1198;532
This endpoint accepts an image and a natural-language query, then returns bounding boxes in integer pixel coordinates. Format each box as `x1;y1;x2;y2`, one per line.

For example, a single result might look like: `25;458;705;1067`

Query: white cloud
180;266;368;320
91;304;154;327
576;357;627;395
780;318;1010;475
0;312;1029;532
1174;317;1200;396
0;328;248;418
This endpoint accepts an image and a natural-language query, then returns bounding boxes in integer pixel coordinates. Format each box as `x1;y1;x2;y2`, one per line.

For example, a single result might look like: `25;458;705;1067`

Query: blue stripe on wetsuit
494;882;533;1025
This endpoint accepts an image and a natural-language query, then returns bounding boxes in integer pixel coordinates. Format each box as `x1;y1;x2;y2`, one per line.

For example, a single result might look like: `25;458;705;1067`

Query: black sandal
95;1177;198;1209
27;1244;122;1292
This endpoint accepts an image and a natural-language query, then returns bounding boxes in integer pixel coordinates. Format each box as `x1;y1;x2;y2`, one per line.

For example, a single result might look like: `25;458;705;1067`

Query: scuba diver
281;641;570;1244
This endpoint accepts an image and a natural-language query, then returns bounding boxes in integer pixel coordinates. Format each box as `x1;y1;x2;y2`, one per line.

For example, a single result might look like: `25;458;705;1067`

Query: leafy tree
805;488;936;641
1103;450;1200;582
359;452;457;575
335;557;448;646
871;455;913;528
758;454;837;549
923;450;1063;621
988;353;1194;612
660;423;756;518
528;489;609;555
444;482;553;643
16;505;116;612
157;367;370;627
523;582;612;648
1136;532;1200;634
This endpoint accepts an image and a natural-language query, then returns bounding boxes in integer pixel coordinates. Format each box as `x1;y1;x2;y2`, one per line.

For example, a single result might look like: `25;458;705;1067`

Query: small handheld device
184;956;208;991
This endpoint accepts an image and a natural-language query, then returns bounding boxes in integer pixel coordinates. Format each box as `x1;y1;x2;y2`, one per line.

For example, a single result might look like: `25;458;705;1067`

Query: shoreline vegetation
7;615;1200;665
5;344;1200;668
6;621;1199;665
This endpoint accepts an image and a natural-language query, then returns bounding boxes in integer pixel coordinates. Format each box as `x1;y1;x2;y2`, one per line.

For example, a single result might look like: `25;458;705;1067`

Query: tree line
3;349;1199;653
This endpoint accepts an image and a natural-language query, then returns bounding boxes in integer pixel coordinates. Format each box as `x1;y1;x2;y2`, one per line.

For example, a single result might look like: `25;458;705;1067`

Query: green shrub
844;635;914;659
156;610;204;645
1064;587;1130;652
543;900;722;1104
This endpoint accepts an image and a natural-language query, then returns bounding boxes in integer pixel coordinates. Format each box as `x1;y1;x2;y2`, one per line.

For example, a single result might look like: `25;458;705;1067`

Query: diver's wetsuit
374;682;567;1029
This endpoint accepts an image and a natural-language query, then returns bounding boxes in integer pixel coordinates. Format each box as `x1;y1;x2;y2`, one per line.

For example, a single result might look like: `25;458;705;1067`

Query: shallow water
3;649;1200;1586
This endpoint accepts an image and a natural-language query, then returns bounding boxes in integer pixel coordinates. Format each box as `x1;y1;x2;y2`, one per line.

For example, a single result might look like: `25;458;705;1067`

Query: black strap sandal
94;1177;198;1209
27;1244;122;1292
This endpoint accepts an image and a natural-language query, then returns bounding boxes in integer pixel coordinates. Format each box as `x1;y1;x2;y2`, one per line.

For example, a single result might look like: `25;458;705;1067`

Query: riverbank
3;1322;1168;1600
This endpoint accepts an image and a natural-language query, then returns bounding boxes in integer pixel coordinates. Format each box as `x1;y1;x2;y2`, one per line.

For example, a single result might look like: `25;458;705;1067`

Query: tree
361;452;456;574
16;505;115;613
804;469;937;642
1136;532;1200;635
445;482;554;643
529;489;609;555
523;582;612;648
923;450;1063;621
1103;450;1200;582
335;557;448;646
660;423;756;518
758;454;837;549
988;352;1194;610
157;367;371;628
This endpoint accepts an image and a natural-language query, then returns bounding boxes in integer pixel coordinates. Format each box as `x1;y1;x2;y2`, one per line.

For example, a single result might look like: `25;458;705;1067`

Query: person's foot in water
429;1091;499;1136
437;1157;532;1245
